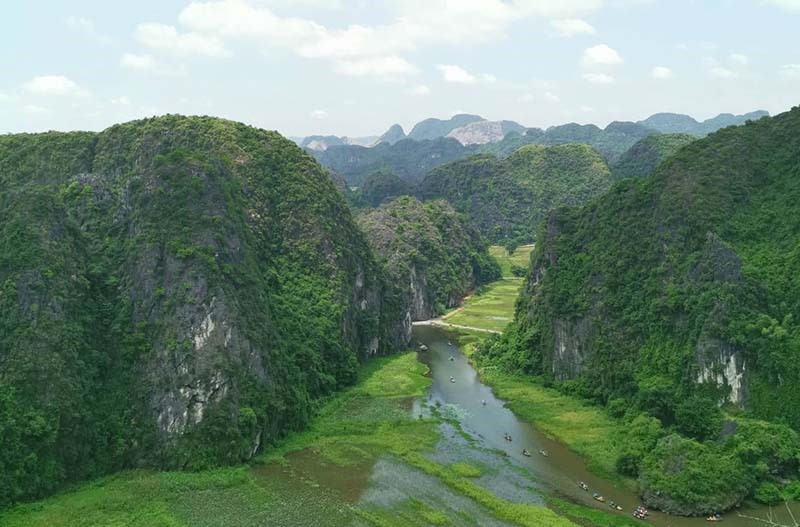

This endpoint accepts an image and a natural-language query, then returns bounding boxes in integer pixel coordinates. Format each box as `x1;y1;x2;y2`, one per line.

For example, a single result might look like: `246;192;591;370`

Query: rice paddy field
443;245;533;333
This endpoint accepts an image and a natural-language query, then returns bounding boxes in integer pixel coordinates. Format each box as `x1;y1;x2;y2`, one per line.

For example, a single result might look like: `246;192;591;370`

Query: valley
4;4;800;525
5;242;797;526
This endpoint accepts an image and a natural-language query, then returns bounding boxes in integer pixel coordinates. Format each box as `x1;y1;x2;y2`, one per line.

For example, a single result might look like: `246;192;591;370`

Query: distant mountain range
637;110;768;136
303;110;770;184
297;110;767;153
291;134;379;151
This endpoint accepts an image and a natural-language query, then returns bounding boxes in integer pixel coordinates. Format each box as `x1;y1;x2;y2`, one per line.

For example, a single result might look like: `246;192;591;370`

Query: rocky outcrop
0;115;401;504
376;124;406;145
446;120;526;145
357;196;501;344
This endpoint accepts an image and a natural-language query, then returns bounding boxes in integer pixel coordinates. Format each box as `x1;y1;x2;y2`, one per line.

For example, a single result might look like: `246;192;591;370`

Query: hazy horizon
3;0;800;137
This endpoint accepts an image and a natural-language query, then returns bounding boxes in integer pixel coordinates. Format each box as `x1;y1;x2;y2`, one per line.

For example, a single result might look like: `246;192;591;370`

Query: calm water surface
413;325;799;527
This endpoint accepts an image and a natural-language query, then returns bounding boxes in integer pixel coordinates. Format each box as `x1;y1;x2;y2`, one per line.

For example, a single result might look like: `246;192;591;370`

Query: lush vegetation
478;107;800;514
0;352;438;526
0;115;405;507
477;121;657;164
638;110;769;136
419;145;613;246
352;170;414;207
314;137;477;186
357;196;501;326
443;246;534;333
612;133;696;180
313;112;768;187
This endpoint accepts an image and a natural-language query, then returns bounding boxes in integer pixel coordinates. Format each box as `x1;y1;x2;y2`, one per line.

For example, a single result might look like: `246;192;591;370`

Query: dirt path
412;319;501;334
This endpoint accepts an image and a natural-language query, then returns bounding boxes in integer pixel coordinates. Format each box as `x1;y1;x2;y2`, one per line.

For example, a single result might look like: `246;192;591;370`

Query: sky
2;0;800;138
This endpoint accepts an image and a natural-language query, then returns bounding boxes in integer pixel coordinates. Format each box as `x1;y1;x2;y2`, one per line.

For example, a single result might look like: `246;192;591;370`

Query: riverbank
447;251;800;524
0;346;587;527
1;353;439;527
441;245;534;333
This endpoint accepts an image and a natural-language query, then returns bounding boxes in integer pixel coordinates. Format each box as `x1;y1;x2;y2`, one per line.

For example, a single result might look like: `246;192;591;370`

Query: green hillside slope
0;115;399;506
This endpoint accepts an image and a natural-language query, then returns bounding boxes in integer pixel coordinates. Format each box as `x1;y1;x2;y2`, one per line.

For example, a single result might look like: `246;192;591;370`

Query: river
411;325;800;527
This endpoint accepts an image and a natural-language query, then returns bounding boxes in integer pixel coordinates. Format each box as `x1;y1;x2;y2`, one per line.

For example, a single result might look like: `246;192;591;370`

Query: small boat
522;449;531;457
538;449;549;457
592;492;606;503
481;399;486;406
578;481;589;491
706;513;722;522
633;506;649;520
503;433;512;442
448;341;452;345
608;501;623;512
448;356;455;361
449;376;456;383
419;344;428;352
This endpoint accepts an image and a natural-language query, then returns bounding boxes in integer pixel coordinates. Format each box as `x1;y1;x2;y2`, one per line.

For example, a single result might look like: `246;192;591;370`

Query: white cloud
518;93;535;103
23;104;49;115
581;44;623;66
135;23;231;58
411;84;431;95
0;91;9;102
779;64;800;79
262;0;343;8
169;0;608;79
763;0;800;11
513;0;605;18
66;15;111;45
482;73;498;83
709;66;736;79
437;64;477;83
580;105;595;112
550;18;596;36
24;75;88;97
651;66;673;79
121;53;158;70
111;96;131;106
730;53;749;65
66;16;94;34
582;72;615;83
310;109;328;119
120;53;186;78
544;91;561;102
333;55;418;77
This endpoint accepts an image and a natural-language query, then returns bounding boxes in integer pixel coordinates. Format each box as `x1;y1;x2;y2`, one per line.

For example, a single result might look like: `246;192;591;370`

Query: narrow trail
412;318;502;334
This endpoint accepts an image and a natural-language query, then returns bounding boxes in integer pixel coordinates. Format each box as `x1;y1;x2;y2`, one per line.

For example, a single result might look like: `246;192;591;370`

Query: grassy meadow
443;245;533;333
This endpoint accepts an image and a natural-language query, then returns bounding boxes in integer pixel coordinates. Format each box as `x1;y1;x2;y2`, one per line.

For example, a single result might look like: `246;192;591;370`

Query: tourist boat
592;492;606;503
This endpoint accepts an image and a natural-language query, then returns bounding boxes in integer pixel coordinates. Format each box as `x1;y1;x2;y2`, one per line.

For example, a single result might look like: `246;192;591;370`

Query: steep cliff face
357;197;501;342
485;107;800;425
0;115;398;505
479;107;800;515
612;133;696;180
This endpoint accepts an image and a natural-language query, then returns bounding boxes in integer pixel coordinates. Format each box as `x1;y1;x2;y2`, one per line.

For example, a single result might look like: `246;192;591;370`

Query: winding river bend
412;325;799;527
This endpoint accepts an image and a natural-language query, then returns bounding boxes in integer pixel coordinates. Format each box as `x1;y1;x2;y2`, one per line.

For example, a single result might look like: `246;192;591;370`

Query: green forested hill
0;115;400;506
479;106;800;514
312;137;477;186
478;121;657;163
612;133;697;179
418;144;613;246
354;170;414;207
357;197;500;335
638;110;769;136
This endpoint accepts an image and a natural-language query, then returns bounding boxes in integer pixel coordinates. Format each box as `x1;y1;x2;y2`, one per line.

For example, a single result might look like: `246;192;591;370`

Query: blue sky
2;0;800;137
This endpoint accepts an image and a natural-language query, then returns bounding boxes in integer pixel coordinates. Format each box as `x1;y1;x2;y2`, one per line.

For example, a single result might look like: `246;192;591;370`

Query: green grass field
489;245;534;277
444;245;533;332
1;353;438;527
1;349;585;527
475;369;628;482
